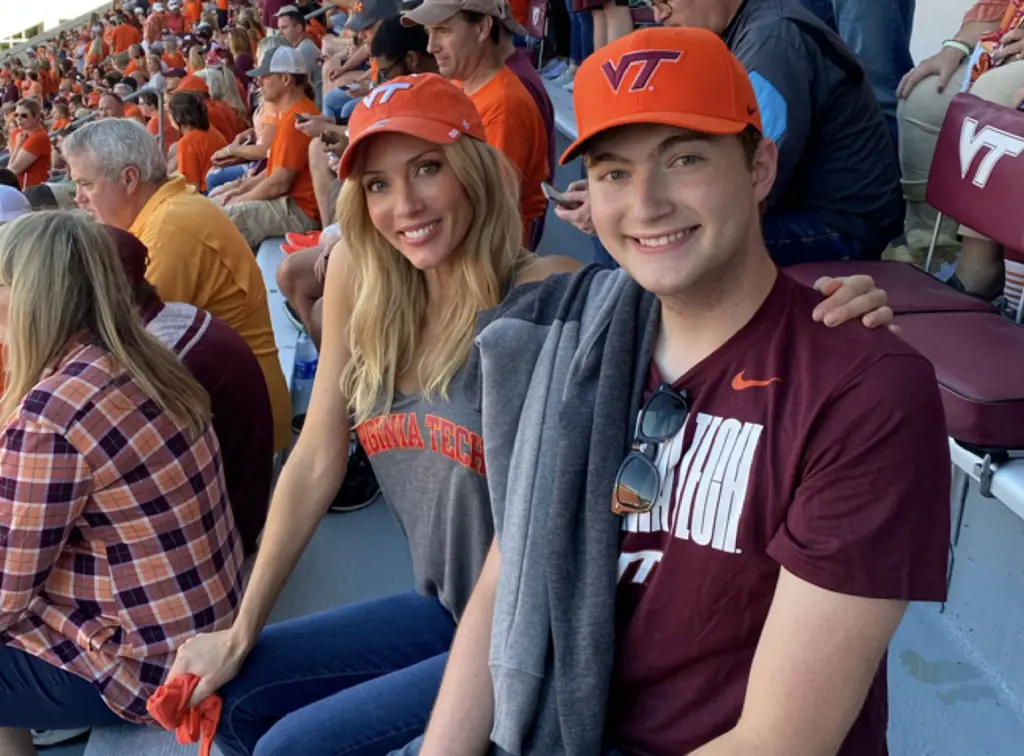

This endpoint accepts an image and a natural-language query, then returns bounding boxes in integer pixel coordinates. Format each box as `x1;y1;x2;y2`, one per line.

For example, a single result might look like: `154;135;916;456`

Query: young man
559;0;902;267
413;27;950;756
216;47;320;247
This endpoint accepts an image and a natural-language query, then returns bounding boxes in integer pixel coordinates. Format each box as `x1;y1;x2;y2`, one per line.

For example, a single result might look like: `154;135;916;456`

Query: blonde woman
197;63;248;122
169;74;893;756
186;45;204;75
0;212;244;756
6;100;51;189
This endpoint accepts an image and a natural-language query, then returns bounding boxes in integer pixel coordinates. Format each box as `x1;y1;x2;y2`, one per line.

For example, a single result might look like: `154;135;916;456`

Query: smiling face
360;132;473;271
586;123;775;301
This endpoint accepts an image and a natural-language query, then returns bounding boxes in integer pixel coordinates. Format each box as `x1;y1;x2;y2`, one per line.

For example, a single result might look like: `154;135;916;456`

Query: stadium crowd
0;0;1019;754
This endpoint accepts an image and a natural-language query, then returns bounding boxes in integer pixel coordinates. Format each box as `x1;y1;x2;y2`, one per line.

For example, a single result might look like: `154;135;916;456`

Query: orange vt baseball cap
561;27;763;165
337;73;487;180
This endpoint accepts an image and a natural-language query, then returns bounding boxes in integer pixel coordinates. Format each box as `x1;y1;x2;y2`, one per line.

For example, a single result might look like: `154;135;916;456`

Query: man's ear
122;164;142;195
751;137;778;207
476;15;494;44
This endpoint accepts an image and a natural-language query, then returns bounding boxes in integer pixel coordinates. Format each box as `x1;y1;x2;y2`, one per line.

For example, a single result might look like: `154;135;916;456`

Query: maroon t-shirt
144;301;274;555
606;272;950;756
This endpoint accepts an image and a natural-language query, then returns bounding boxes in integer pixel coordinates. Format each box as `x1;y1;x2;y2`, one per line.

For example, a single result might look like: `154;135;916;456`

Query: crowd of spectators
0;0;1020;755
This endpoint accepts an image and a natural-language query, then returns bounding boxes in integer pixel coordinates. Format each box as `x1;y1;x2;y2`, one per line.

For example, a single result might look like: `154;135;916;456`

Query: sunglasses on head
612;383;690;515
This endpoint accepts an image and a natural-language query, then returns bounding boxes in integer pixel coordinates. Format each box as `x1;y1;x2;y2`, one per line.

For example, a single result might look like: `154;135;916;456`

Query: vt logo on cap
561;27;763;165
338;74;488;180
362;81;413;108
601;50;682;94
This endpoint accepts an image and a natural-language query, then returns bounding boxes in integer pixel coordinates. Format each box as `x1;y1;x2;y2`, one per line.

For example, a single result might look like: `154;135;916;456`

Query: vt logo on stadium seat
959;116;1024;189
601;50;682;93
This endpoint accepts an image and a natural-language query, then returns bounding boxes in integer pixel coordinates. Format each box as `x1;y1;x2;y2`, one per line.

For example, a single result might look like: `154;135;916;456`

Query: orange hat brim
560;110;751;166
338;115;479;180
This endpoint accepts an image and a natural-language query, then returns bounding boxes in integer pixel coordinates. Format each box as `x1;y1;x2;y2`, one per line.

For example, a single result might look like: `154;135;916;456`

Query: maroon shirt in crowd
261;0;290;28
606;272;951;755
144;301;274;555
505;49;555;182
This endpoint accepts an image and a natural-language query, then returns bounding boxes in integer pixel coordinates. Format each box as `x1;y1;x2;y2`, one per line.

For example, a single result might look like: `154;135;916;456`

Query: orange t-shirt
177;127;228;192
163;51;186;69
306;19;326;47
87;91;102;108
124;104;146;123
17;128;52;189
27;81;44;99
216;0;229;9
183;0;203;28
111;24;142;54
125;58;139;76
51;118;71;131
148;113;181;147
467;66;549;229
207;99;243;143
165;14;186;35
268;97;320;223
509;0;529;25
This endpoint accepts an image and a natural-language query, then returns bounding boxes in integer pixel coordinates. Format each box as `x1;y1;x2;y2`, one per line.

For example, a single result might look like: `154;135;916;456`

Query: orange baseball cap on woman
337;73;487;180
561;27;763;165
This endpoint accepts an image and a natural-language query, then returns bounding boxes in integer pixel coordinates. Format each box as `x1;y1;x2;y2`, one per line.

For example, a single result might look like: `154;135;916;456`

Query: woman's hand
897;45;966;99
167;629;252;708
314;244;332;283
812;276;899;335
553;180;596;236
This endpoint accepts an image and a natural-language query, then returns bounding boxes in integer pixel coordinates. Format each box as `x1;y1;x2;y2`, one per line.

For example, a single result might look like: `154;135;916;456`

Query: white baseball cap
247;46;310;78
0;186;30;224
153;2;165;10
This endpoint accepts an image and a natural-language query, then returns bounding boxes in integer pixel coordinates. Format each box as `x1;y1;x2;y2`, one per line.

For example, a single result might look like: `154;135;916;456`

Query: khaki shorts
225;196;319;249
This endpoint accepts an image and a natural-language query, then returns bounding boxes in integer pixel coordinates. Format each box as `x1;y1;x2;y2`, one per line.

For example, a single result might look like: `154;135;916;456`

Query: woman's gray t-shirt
355;380;492;620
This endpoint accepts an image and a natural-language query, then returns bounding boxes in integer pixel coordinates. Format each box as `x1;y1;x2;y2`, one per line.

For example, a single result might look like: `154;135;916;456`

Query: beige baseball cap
402;0;526;37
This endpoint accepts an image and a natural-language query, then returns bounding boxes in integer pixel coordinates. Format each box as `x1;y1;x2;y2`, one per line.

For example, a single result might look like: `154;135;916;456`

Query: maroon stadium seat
785;262;1024;451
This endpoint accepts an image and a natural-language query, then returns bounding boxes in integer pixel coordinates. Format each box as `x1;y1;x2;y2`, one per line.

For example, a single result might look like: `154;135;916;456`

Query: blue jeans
801;0;915;144
0;644;123;729
216;592;456;756
324;87;357;120
206;164;249;193
762;210;864;267
566;0;594;66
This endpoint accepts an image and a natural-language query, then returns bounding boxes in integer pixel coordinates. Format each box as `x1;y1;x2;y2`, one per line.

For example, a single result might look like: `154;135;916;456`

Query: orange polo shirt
206;99;244;143
267;97;320;223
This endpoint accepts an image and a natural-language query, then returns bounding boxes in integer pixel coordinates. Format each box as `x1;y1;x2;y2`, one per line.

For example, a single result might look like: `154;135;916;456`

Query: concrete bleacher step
82;727;224;756
254;237;300;388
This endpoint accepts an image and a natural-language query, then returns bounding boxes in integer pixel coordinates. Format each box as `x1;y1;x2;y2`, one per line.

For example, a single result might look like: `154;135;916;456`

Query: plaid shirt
0;341;243;724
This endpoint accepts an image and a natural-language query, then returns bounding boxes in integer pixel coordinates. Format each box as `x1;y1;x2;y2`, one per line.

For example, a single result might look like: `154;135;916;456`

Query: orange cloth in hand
146;674;222;756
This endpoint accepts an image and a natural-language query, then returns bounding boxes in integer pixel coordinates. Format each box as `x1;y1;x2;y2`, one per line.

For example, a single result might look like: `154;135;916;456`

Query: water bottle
291;329;319;422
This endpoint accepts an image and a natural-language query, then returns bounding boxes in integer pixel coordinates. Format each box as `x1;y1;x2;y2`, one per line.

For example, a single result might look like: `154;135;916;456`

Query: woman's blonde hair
198;65;247;118
227;27;251;58
338;136;526;424
187;46;204;71
0;212;212;438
